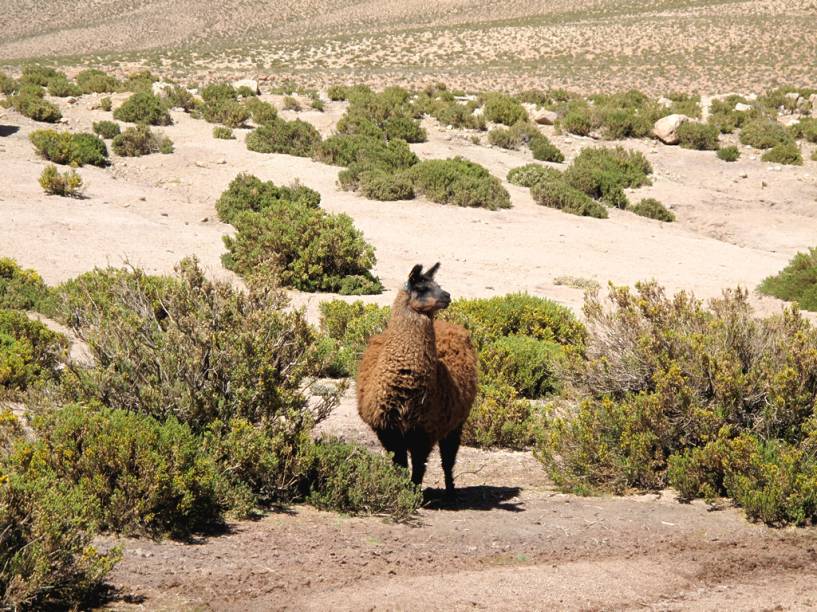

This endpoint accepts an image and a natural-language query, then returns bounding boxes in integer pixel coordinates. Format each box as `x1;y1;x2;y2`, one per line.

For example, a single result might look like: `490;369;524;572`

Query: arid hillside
2;0;817;93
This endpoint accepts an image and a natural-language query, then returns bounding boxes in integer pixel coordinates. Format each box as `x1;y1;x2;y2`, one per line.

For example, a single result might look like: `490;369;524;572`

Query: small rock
734;102;752;112
739;172;748;179
58;117;69;124
151;81;173;96
200;217;209;223
778;115;800;128
195;161;207;168
523;103;558;125
216;159;227;165
769;166;782;172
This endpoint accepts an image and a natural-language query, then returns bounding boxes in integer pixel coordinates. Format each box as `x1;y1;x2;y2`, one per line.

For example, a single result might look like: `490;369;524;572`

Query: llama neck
383;290;437;378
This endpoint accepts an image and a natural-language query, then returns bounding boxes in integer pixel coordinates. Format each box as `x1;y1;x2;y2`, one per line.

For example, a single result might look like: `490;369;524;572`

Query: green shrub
537;282;817;511
223;202;382;294
47;75;82;97
12;403;235;537
282;95;301;111
39;164;84;197
759;247;817;310
707;96;760;134
246;117;321;156
7;89;62;122
563;146;652;205
92;120;120;139
788;117;817;143
507;164;562;188
314;134;417;176
740;119;792;149
813;150;817;162
75;69;119;94
111;124;173;156
462;382;539;450
30;129;108;167
20;64;61;87
314;300;390;377
213;126;235;139
0;309;66;391
335;87;426;143
244;97;278;124
0;466;120;610
676;122;719;150
560;106;593;136
120;70;157;93
716;146;740;162
358;169;415;201
761;143;802;165
413;92;485;130
235;85;257;98
530;179;608;218
441;293;585;350
113;91;172;125
530;134;565;162
201;98;250;128
630;198;675;222
0;71;17;95
303;437;421;521
488;126;519;149
588;90;666;139
666;92;702;118
201;82;238;103
0;258;52;311
482;93;527;126
480;335;563;399
162;86;198;112
99;96;112;112
406;157;510;210
215;173;321;224
55;258;325;429
326;84;372;101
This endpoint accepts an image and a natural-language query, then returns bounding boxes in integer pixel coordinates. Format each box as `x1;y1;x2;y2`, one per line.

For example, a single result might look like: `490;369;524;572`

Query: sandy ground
2;91;817;609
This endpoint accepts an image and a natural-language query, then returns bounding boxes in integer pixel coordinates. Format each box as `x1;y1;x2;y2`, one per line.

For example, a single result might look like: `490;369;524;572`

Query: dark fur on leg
439;424;463;495
376;428;408;470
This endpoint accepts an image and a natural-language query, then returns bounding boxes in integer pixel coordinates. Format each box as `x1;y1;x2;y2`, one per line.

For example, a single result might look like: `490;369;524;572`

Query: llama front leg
376;428;408;470
439;424;463;495
407;430;433;487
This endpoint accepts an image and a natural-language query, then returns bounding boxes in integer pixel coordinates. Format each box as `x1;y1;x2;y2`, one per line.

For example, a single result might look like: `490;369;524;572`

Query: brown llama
356;263;477;494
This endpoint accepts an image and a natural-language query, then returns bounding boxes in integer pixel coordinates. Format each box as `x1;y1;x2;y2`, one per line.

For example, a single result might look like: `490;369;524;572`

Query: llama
356;263;477;494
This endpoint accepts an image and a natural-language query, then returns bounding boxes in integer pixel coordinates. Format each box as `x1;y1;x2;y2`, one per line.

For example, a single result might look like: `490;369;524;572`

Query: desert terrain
3;2;817;611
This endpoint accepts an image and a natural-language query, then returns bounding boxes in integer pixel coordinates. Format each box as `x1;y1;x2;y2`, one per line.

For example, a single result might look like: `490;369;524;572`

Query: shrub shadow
422;485;523;512
0;125;19;137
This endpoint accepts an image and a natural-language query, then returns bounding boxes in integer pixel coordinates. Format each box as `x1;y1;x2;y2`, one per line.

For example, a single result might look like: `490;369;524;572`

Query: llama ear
408;264;423;285
426;262;440;278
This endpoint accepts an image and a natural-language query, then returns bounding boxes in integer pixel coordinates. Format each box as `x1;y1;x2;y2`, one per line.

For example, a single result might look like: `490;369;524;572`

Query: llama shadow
422;485;523;512
0;125;19;137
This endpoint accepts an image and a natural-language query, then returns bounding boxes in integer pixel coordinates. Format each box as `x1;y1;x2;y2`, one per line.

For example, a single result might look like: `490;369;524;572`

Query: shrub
707;96;761;134
282;95;301;111
39;164;84;197
314;134;417;172
530;134;565;162
588;90;666;139
201;98;250;128
0;466;120;610
676;122;719;150
560;106;593;136
789;117;817;143
761;143;803;165
244;97;278;124
235;85;257;98
0;71;17;95
223;203;382;294
92;120;120;139
30;129;108;167
406;157;511;210
441;293;585;350
358;169;415;201
201;82;238;103
47;75;82;97
113;91;172;126
336;87;426;143
121;70;157;93
488;126;519;149
759;247;817;310
303;438;421;520
739;119;792;149
507;164;562;188
20;64;60;87
413;92;485;130
162;86;198;112
213;126;235;139
314;300;390;377
7;89;62;122
630;198;675;222
326;84;372;101
55;258;329;429
480;335;563;399
482;93;527;126
530;179;608;218
667;92;702;118
563;146;652;205
111;124;173;156
98;96;112;112
813;150;817;162
246;117;321;156
537;282;817;511
75;69;119;94
0;309;67;391
215;173;321;224
462;382;540;450
717;146;740;162
0;258;52;311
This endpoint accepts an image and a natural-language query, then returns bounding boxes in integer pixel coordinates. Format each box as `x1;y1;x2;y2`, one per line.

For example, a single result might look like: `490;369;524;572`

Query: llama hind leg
376;428;408;470
407;430;433;487
439;425;463;495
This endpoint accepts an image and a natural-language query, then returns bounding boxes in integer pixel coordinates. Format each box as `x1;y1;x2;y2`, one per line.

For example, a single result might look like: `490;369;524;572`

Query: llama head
404;262;451;315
